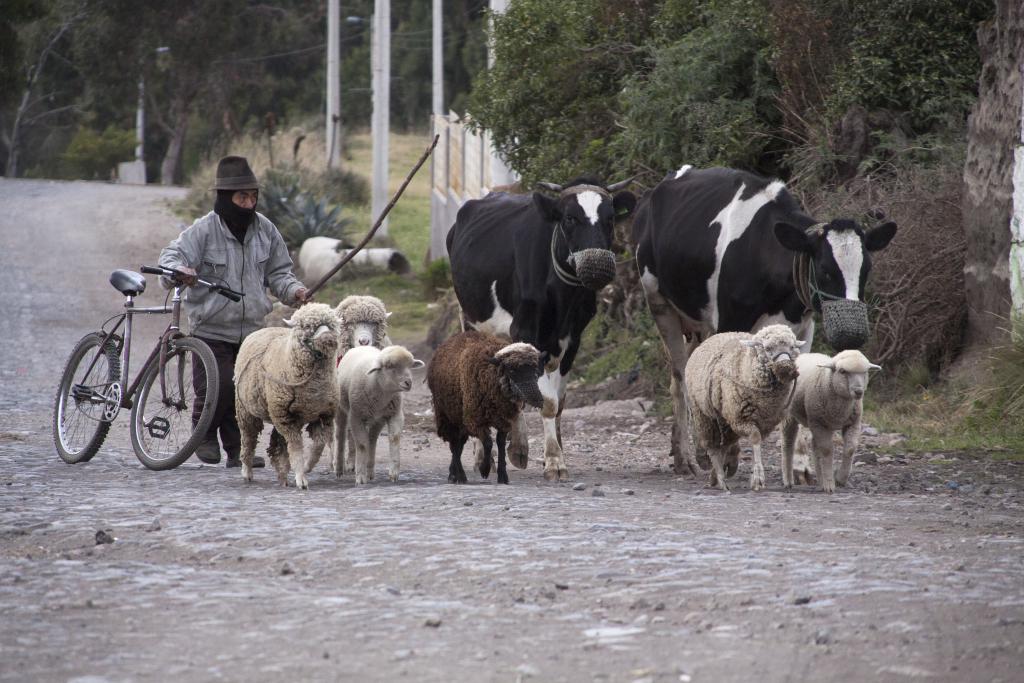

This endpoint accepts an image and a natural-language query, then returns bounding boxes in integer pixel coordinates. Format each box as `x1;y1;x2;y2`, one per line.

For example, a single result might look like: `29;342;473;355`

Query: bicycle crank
102;383;122;422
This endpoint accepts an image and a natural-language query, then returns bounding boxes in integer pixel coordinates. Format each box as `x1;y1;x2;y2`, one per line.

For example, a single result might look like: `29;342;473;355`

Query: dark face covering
214;190;256;242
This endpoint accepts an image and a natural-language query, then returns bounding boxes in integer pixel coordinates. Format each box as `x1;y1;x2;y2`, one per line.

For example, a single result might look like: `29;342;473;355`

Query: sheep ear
386;311;393;319
868;363;882;371
795;340;806;347
740;340;761;348
818;361;836;370
411;359;425;369
366;361;381;375
283;317;296;327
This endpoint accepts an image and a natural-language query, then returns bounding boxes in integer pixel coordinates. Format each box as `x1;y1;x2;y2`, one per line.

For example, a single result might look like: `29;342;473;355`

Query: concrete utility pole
432;0;443;117
372;0;391;236
135;78;144;162
326;0;342;170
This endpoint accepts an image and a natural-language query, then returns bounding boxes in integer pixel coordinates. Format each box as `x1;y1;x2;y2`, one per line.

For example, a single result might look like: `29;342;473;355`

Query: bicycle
53;265;244;470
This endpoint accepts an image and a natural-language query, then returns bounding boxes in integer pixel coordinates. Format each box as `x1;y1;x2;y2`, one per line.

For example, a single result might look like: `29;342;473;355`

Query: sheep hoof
388;467;399;482
448;473;467;484
750;479;765;492
497;472;509;485
355;474;368;485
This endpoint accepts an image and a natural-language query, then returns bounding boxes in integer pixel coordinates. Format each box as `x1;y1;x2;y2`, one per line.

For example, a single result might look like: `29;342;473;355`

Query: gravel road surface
1;178;1022;683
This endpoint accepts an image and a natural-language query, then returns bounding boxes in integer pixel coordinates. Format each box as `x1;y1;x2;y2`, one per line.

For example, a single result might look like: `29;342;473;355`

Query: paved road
1;178;1023;683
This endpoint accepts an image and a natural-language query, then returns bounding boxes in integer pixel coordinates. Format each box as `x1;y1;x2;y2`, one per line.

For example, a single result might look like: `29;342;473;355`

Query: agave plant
261;169;351;250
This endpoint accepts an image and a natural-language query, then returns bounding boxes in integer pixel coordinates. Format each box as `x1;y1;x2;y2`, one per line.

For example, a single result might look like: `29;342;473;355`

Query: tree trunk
962;0;1024;346
159;95;192;186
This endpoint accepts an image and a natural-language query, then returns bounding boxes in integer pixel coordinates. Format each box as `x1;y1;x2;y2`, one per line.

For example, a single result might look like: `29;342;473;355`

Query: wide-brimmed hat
213;155;259;190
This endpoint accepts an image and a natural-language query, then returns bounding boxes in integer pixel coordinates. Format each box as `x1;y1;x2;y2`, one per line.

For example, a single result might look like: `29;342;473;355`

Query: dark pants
192;337;241;456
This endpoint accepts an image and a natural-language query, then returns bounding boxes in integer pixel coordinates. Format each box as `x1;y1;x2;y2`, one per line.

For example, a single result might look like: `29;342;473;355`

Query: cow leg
506;414;529;469
644;287;703;476
496;430;510;484
538;367;569;481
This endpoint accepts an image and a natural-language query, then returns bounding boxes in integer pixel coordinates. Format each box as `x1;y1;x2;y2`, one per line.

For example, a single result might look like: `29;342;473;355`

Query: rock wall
962;0;1024;345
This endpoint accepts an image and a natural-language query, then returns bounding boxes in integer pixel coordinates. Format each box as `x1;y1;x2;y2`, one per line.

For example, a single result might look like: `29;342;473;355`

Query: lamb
684;324;804;491
427;330;543;484
321;344;425;484
234;303;340;490
335;294;392;359
781;350;880;493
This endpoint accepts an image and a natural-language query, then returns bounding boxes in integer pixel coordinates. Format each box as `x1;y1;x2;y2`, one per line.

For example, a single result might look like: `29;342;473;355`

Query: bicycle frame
78;286;186;415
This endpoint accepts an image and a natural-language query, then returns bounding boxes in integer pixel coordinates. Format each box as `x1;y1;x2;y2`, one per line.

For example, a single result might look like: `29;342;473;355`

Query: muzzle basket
573;248;616;291
821;299;870;351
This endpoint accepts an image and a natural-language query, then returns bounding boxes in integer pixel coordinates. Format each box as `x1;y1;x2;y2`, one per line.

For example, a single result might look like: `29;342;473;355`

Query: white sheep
684;324;804;491
329;345;424;484
781;350;879;493
234;303;340;490
335;294;392;359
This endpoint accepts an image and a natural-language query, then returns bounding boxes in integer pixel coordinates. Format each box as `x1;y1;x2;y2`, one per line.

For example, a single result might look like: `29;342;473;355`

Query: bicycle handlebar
140;265;244;301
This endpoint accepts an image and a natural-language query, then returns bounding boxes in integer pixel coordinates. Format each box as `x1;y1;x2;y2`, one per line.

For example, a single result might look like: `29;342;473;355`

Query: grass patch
864;324;1024;456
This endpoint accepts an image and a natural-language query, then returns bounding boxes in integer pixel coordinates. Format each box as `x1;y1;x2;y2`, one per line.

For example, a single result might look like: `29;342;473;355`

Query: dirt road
1;178;1022;682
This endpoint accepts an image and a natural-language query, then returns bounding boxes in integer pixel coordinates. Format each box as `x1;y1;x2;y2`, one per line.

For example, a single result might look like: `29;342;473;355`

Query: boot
226;451;264;468
194;437;221;464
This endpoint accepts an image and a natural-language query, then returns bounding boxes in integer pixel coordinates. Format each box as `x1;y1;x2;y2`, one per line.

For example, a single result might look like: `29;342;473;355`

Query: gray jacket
158;210;303;344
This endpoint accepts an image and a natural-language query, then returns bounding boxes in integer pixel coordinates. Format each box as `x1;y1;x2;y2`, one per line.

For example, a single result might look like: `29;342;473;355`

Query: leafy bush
60;125;136;180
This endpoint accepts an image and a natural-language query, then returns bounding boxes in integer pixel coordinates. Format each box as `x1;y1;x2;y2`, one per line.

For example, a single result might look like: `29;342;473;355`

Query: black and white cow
447;177;636;481
633;165;896;477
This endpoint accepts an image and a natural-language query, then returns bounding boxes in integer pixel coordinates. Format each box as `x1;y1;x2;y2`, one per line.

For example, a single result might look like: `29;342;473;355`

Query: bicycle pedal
146;416;171;439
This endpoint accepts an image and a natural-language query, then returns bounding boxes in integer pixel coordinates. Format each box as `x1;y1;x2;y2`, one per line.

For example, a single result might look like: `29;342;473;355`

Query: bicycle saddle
109;269;147;296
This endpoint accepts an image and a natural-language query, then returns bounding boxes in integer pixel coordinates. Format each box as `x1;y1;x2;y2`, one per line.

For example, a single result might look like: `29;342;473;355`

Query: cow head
533;177;637;290
774;218;897;350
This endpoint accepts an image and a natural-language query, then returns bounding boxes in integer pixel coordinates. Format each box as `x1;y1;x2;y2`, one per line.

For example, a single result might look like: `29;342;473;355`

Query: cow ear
864;221;897;251
773;222;815;253
612;191;637;220
532;192;561;223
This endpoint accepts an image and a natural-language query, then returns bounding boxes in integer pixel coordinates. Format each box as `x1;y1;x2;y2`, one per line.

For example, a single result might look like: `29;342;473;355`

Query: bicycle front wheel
53;332;122;464
130;337;219;470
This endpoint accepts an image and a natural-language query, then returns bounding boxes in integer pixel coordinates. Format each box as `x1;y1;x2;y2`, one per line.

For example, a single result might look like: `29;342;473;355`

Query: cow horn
536;182;563;193
605;176;635;193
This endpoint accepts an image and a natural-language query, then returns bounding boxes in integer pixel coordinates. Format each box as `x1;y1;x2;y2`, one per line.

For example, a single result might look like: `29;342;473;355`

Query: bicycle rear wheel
130;336;219;470
53;332;121;464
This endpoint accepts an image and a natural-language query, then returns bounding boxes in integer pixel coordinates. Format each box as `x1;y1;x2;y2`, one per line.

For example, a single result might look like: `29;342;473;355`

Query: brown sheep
427;330;543;484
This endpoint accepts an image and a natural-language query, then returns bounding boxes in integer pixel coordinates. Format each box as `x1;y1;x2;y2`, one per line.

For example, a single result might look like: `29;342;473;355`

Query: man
159;155;310;467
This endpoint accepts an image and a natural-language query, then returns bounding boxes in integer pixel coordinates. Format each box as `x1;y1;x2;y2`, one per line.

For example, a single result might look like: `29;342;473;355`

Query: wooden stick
305;133;440;300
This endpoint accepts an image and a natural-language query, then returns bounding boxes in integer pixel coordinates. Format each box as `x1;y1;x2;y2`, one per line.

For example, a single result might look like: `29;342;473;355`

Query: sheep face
284;303;341;359
743;324;804;383
822;349;880;400
349;321;382;348
491;342;544;408
367;346;425;393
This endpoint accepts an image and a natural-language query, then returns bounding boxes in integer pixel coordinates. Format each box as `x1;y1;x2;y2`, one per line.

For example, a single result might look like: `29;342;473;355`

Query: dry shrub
800;162;967;375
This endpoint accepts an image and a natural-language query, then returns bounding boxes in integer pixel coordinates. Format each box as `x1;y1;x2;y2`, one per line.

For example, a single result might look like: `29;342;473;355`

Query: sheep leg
836;421;859;488
448;435;468;484
781;418;799;488
506;413;529;470
474;438;495;477
350;420;372;485
812;427;836;494
304;415;333;474
386;411;403;483
478;431;493;480
366;423;383;481
538;368;568;481
237;412;262;483
496;430;510;485
707;447;730;492
280;424;308;490
747;428;766;492
724;442;740;478
268;428;289;486
332;409;349;478
792;427;816;485
344;429;357;474
644;287;704;477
